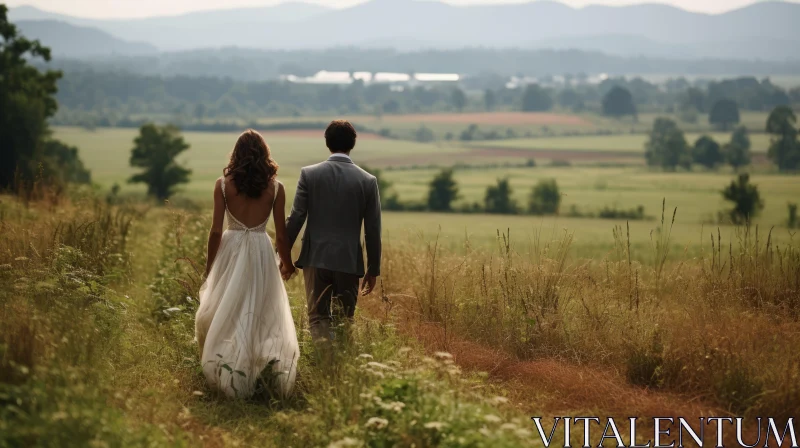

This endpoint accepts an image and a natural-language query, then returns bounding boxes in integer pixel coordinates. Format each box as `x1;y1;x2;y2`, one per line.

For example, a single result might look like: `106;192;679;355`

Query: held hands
279;261;296;281
360;275;377;296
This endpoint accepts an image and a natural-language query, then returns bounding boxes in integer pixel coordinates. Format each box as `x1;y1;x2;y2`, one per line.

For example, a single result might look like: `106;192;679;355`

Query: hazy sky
7;0;794;18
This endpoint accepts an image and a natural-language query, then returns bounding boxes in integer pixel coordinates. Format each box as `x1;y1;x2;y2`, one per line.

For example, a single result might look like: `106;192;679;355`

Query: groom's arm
364;176;382;278
286;169;309;248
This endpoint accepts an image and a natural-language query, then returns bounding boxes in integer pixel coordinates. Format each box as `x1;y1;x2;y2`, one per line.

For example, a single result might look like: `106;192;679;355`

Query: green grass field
246;110;772;140
53;126;462;196
54;125;799;258
381;166;800;226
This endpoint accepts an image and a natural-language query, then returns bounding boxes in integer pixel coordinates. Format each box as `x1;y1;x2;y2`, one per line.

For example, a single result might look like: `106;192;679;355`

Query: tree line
45;48;800;83
0;5;90;192
51;69;796;129
644;105;800;172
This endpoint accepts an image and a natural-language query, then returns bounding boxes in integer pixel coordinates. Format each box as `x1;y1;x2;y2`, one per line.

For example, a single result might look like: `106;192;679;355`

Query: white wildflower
479;427;492;437
398;347;412;355
357;354;374;360
424;421;447;430
192;390;204;396
365;417;389;430
366;370;385;378
500;423;518;431
366;361;394;371
483;414;502;423
328;437;363;448
433;351;453;360
515;428;533;438
379;401;405;413
489;396;509;405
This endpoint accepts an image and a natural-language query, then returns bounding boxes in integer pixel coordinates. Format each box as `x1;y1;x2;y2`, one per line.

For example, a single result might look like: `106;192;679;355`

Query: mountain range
9;0;800;60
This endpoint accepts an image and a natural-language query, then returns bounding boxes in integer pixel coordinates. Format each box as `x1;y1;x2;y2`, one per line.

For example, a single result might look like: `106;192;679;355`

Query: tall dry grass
379;205;800;418
0;192;174;445
2;191;540;446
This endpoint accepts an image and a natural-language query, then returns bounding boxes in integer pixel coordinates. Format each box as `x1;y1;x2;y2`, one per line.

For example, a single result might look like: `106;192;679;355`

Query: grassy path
108;206;542;446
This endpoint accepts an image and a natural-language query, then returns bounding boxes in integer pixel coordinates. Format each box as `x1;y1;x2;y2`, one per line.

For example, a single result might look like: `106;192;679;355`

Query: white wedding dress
195;178;299;398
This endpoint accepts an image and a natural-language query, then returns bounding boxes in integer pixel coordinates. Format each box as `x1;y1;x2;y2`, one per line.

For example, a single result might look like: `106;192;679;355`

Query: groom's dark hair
325;120;357;153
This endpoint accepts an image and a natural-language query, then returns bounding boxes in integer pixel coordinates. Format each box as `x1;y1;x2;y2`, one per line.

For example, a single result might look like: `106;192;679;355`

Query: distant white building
281;70;460;85
505;73;609;89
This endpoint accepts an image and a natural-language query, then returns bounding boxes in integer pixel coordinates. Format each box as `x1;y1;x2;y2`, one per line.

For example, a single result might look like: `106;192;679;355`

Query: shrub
484;178;518;215
414;125;435;143
528;179;560;215
721;173;764;224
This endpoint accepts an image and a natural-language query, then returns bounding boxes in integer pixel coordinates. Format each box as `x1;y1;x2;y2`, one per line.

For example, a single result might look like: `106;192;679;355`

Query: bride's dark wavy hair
223;129;279;198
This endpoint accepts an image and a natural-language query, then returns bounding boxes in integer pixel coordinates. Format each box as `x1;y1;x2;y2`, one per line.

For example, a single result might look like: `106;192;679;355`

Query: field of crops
54;124;798;258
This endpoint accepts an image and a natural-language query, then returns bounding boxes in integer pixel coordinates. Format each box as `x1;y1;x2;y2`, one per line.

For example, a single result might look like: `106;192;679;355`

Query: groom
284;120;382;343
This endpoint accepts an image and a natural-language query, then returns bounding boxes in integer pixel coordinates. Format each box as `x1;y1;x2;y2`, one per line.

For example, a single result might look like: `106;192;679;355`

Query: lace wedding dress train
195;178;299;398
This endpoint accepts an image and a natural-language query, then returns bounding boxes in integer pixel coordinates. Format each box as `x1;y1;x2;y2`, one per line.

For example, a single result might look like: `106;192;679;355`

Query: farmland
53;122;799;259
8;115;800;446
5;3;800;444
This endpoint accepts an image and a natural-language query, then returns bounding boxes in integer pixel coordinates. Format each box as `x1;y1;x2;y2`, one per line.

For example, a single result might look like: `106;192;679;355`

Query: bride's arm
272;182;294;277
205;179;225;277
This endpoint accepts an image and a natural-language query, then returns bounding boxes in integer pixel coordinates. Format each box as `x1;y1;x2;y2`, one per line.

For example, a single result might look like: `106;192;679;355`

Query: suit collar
327;153;353;164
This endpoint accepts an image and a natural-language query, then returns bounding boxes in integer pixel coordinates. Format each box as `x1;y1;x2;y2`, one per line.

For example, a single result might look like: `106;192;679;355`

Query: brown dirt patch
386;112;591;126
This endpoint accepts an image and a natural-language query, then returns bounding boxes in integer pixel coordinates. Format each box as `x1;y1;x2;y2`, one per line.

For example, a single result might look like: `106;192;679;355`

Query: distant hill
9;1;800;60
16;20;157;58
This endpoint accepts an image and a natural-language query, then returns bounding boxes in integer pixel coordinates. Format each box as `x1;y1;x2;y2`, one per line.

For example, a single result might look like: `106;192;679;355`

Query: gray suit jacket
286;155;382;277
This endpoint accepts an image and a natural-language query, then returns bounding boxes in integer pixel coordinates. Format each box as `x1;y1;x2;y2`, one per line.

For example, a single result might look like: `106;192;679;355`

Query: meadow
2;110;798;447
249;111;773;139
54;124;799;259
1;181;797;446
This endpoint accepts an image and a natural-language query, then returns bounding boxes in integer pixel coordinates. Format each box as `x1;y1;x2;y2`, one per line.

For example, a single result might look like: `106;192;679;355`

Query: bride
195;129;299;399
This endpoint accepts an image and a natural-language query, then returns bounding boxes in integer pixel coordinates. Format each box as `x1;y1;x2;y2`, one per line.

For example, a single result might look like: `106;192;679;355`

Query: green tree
128;124;192;200
692;135;723;169
0;5;64;189
724;125;751;169
602;86;637;119
521;84;553;112
414;125;435;143
41;140;91;184
484;89;496;111
558;88;582;110
680;87;706;113
528;179;561;215
709;99;740;131
451;88;467;112
766;105;800;171
722;173;764;224
484;178;517;214
645;118;691;170
459;124;479;142
427;169;459;212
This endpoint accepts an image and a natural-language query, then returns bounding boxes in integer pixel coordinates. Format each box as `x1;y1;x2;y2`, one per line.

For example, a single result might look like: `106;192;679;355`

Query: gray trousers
303;267;359;342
